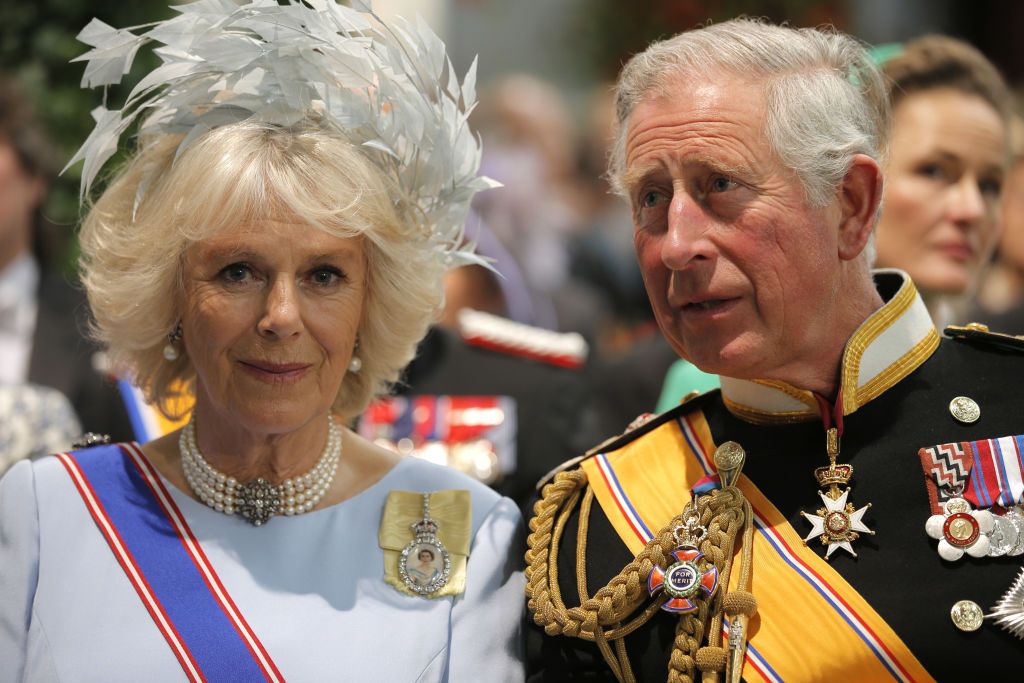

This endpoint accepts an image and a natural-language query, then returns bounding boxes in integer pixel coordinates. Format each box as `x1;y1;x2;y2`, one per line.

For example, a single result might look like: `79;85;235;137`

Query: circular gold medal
950;600;984;632
948;397;980;424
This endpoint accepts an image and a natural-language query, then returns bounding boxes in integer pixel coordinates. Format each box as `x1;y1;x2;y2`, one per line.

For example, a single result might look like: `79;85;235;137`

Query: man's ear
837;154;883;262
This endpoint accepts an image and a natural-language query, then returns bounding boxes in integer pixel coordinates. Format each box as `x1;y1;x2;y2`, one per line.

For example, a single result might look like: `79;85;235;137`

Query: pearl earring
348;338;361;373
163;322;183;361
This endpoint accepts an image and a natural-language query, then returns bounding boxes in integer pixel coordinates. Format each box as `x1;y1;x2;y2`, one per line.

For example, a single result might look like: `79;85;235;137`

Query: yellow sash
580;410;934;683
119;380;192;441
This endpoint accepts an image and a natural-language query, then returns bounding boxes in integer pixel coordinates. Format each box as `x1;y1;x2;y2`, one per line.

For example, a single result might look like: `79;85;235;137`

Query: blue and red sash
57;444;283;682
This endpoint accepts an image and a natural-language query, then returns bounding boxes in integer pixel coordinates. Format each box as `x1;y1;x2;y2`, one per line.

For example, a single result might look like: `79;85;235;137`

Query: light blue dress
0;450;525;682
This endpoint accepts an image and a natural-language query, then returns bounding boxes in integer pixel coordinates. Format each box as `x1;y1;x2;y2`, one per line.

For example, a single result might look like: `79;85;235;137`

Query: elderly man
524;19;1023;682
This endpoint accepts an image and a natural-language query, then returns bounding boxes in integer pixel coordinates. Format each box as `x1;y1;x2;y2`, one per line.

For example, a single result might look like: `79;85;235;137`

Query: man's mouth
681;296;739;312
685;299;729;311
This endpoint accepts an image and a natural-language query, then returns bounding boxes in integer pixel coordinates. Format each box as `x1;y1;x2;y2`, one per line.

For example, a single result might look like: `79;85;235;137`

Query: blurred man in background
0;73;131;467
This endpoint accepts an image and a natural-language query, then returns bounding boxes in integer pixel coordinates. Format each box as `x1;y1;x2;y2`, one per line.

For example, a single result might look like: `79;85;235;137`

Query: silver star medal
989;566;1024;639
398;493;451;595
801;427;874;559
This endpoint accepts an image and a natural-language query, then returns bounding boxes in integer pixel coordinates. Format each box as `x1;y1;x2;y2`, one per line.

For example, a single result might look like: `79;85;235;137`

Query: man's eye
641;190;667;208
709;176;737;193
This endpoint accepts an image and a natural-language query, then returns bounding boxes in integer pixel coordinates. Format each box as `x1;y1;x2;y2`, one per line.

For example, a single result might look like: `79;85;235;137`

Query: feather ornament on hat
64;0;498;268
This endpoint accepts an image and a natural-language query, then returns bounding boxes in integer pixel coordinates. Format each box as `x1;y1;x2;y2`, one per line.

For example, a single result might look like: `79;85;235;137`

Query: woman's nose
257;278;302;339
948;176;988;228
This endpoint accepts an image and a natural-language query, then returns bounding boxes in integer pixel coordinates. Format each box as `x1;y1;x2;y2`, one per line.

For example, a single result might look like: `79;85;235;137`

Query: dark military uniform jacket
399;323;598;510
29;272;133;442
526;271;1023;681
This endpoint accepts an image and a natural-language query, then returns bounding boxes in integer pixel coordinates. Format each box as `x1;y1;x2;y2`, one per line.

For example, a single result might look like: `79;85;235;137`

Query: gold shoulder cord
525;443;757;683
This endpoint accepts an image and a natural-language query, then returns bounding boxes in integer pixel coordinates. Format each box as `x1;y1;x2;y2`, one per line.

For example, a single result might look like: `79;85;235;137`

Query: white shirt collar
0;253;39;305
719;270;939;424
0;253;40;384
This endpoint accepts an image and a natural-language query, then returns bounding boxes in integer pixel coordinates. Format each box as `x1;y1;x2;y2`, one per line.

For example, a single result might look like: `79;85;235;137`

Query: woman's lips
239;360;312;383
934;242;976;264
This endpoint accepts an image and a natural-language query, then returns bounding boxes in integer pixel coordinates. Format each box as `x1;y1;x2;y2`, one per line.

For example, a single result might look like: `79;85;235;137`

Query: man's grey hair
609;18;890;211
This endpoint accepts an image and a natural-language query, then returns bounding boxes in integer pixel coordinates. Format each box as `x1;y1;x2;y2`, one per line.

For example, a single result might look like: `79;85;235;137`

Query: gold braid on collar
525;467;756;683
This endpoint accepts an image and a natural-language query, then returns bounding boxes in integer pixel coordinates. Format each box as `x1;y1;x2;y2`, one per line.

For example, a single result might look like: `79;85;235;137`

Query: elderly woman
873;36;1011;324
0;2;523;681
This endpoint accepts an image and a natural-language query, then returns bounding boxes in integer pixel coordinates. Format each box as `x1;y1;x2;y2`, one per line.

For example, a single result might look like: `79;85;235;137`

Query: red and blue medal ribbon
691;474;721;496
919;435;1024;514
57;444;283;682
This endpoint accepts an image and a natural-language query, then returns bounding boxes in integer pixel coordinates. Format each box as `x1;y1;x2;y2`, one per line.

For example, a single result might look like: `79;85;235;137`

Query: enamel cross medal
646;442;744;614
647;503;719;614
801;427;874;559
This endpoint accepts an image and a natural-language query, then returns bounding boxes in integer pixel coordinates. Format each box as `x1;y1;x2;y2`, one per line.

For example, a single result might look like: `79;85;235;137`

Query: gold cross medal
801;427;874;559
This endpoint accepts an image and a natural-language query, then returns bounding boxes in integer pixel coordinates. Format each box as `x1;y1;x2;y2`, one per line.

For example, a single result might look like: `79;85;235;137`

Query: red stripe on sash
757;516;916;682
972;439;1002;508
593;455;649;545
122;444;285;682
56;452;206;682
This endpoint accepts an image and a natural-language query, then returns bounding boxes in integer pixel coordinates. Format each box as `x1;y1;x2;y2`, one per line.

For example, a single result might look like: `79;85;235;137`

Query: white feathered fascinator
65;0;498;268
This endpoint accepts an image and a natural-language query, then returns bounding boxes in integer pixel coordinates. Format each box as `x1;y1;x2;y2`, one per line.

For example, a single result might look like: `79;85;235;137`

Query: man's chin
663;337;692;363
673;339;764;379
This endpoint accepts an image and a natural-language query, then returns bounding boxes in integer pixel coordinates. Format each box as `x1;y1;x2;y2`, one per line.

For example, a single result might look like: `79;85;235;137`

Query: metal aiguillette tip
714;441;746;486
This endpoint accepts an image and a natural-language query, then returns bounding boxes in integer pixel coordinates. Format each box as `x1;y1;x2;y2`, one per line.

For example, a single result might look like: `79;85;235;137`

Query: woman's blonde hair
80;119;445;419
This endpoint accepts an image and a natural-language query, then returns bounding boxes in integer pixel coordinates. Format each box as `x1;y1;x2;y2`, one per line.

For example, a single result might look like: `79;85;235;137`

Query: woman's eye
917;163;948;181
219;263;255;284
979;177;1003;198
309;267;344;287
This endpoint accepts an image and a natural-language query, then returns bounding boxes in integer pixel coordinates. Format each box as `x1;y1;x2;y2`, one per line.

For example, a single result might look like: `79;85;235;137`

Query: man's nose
661;188;714;270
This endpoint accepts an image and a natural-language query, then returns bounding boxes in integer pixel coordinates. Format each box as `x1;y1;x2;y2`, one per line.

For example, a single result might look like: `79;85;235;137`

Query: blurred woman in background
874;35;1011;325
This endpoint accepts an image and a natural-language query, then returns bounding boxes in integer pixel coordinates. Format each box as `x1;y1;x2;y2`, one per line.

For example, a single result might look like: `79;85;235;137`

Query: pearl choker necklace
179;416;342;526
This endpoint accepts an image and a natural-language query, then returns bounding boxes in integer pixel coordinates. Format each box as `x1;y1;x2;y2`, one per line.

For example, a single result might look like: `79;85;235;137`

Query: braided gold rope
577;488;629;683
667;489;745;683
699;496;746;654
525;468;749;683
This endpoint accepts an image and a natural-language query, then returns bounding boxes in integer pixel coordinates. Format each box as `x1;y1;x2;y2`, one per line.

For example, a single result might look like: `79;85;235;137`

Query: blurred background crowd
4;0;1024;507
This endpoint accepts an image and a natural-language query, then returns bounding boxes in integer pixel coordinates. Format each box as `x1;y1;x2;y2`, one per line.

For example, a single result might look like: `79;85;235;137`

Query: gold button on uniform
949;396;981;424
950;600;984;632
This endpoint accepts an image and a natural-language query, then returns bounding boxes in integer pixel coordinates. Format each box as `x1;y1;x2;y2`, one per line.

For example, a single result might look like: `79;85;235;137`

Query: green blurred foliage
0;0;173;242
